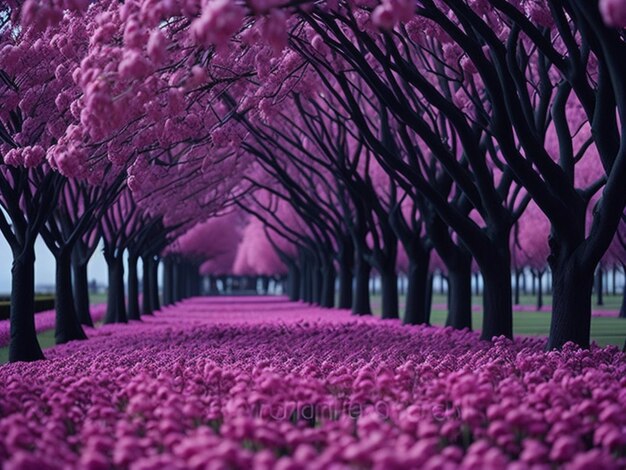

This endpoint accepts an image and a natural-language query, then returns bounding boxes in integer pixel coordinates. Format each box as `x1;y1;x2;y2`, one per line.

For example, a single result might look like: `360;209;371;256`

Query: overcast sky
0;236;110;294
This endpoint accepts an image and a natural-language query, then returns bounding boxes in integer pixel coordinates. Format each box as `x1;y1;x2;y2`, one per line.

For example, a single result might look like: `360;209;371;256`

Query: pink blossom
599;0;626;28
191;0;246;48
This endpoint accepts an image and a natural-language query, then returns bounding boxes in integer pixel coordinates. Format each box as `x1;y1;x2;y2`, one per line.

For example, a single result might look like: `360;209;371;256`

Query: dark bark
404;255;430;325
426;214;472;330
534;270;544;310
380;266;399;320
142;255;153;315
127;253;141;321
311;258;323;305
337;240;354;309
547;259;594;349
55;249;87;344
352;253;372;315
9;246;44;362
480;247;514;340
439;274;447;295
149;257;160;312
320;259;336;308
173;262;181;302
619;280;626;318
207;275;218;295
172;264;183;302
72;260;93;327
299;251;312;303
163;258;173;306
288;263;301;301
473;272;480;295
104;256;127;324
262;276;270;294
595;268;604;306
446;254;473;330
514;269;521;305
425;273;434;319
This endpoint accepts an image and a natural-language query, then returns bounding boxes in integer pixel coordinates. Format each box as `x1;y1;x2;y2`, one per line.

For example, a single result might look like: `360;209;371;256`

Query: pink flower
599;0;626;28
550;436;581;462
371;5;396;30
191;0;245;48
147;29;168;64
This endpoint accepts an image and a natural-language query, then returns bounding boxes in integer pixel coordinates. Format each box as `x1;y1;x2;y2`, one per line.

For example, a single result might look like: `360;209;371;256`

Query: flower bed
0;297;625;469
0;304;107;348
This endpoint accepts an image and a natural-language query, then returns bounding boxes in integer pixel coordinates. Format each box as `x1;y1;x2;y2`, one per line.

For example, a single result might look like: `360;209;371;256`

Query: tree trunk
149;257;160;312
446;254;472;330
163;258;173;306
72;260;93;327
480;253;513;341
127;254;141;321
514;269;521;305
536;270;544;310
338;244;353;309
299;253;311;303
619;279;626;318
352;253;371;315
104;256;127;324
142;255;153;315
55;249;87;344
171;264;179;303
320;260;336;308
311;258;323;305
404;256;430;325
547;259;594;349
174;263;182;303
288;263;301;301
173;264;183;302
9;245;44;362
380;266;399;320
425;273;433;320
547;271;552;294
473;272;480;295
595;268;604;306
612;266;617;296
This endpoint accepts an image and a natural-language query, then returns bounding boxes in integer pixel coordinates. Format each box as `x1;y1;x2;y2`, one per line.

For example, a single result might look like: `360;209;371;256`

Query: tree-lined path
2;0;626;467
1;296;626;468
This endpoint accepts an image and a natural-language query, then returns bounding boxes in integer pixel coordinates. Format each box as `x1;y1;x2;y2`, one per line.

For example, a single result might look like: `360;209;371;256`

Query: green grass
0;329;57;364
369;294;626;348
90;293;108;305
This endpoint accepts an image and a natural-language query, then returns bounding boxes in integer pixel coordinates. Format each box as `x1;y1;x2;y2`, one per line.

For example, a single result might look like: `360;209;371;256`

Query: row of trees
1;0;625;361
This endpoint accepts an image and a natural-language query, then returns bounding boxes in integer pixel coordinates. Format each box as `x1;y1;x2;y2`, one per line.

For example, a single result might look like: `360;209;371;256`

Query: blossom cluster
0;304;106;348
1;297;625;469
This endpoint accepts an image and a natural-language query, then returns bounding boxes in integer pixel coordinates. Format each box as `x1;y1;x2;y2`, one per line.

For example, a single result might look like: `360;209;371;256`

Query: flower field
1;297;625;469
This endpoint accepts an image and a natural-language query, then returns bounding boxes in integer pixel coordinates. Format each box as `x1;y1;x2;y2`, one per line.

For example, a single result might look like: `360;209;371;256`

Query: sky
0;236;110;294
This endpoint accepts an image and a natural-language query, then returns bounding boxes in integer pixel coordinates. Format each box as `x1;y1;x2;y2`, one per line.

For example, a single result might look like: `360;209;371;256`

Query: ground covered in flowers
1;297;625;469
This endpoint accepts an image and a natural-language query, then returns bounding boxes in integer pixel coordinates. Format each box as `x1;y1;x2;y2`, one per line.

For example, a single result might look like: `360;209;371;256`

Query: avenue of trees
0;0;625;362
